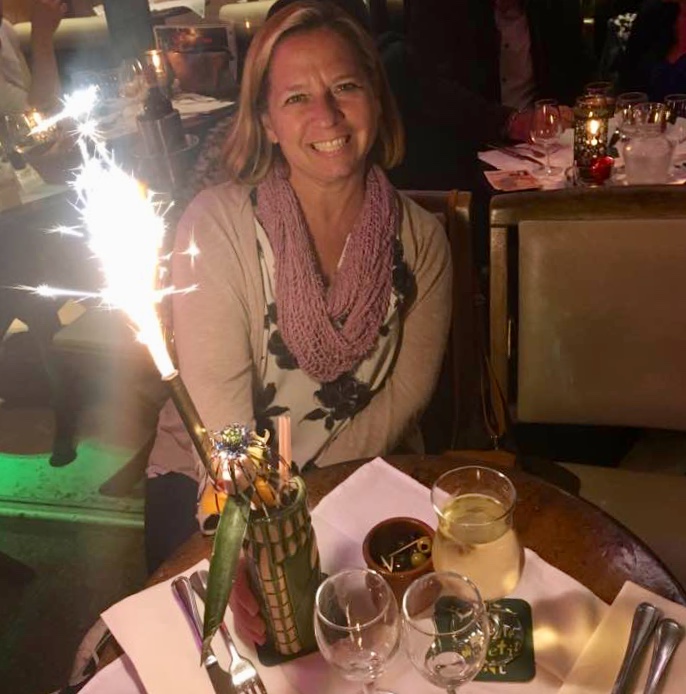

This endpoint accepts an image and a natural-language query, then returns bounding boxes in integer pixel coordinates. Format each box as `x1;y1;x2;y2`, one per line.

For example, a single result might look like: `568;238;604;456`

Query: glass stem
545;146;552;175
362;683;376;694
487;601;503;640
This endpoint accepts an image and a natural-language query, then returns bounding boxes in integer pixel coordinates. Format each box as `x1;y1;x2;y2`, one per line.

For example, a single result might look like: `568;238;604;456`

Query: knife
611;602;662;694
172;576;236;694
643;618;684;694
488;145;545;166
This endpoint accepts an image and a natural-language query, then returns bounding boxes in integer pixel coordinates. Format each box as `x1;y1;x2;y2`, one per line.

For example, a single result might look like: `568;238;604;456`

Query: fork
191;569;268;694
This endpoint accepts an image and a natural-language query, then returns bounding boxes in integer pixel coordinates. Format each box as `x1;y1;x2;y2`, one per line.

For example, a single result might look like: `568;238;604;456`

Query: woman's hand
31;0;67;43
229;556;267;645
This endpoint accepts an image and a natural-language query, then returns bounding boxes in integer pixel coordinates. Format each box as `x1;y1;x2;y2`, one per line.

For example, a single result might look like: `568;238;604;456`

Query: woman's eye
285;93;306;105
334;82;360;94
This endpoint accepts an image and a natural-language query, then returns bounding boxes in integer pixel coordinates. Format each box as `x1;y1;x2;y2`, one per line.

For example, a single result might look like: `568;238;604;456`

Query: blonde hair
224;0;404;184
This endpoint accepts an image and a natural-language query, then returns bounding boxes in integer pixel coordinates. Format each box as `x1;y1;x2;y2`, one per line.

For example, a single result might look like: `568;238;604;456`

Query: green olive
417;536;432;554
410;551;426;568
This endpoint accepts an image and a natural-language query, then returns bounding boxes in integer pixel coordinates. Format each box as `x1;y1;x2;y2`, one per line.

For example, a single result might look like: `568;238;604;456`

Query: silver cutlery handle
191;569;241;663
643;619;684;694
612;602;662;694
172;576;207;649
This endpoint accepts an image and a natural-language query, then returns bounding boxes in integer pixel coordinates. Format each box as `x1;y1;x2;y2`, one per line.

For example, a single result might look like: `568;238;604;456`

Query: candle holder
573;95;612;185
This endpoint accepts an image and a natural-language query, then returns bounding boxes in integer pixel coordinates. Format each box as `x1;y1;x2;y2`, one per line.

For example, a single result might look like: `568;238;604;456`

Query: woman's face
261;27;380;192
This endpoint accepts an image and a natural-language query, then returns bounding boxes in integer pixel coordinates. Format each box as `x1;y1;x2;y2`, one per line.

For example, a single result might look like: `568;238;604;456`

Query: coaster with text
475;598;536;682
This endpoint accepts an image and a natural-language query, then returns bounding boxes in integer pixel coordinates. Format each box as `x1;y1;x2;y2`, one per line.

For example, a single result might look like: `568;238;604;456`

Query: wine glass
664;94;686;147
118;58;146;106
530;98;563;177
584;80;616;114
614;91;648;154
431;466;525;667
314;568;400;694
402;571;490;693
2;110;60;158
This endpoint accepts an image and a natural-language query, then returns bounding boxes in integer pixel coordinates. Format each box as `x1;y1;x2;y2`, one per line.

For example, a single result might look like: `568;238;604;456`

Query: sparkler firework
24;87;216;476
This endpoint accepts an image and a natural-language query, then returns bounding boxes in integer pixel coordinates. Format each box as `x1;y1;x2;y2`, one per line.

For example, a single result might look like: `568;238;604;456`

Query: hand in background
31;0;67;43
507;104;575;141
228;556;267;646
559;105;574;129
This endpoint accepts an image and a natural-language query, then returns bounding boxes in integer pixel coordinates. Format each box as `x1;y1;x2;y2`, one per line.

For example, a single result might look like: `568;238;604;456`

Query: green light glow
0;439;143;527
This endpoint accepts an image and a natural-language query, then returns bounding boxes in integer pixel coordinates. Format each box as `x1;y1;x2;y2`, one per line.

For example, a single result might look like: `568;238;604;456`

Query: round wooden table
152;453;686;606
97;453;685;670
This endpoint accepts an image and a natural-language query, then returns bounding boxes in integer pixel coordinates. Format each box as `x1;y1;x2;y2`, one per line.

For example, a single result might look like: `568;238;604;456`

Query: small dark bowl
362;516;435;603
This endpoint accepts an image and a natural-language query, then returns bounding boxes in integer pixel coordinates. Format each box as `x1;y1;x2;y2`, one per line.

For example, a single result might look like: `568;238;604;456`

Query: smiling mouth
310;136;350;153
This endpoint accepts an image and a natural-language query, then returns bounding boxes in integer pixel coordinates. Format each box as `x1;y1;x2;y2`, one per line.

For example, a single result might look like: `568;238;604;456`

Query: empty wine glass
402;571;490;693
614;91;649;154
118;58;146;104
1;109;60;161
314;568;400;694
584;80;616;114
665;94;686;146
431;466;525;667
530;98;563;177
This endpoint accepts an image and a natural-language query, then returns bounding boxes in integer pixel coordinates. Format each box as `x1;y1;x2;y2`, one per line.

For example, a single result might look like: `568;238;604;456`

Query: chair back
402;190;477;449
490;186;686;431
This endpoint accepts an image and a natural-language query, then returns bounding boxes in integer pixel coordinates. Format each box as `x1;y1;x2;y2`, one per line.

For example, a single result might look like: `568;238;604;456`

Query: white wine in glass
431;466;525;667
530;98;563;177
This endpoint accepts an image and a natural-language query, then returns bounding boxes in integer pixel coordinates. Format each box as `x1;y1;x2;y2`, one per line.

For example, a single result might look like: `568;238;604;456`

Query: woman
145;0;452;573
618;0;686;100
0;0;65;115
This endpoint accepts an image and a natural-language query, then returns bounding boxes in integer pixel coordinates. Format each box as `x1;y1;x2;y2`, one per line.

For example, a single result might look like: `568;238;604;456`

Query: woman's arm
27;0;65;111
319;202;452;464
170;191;257;435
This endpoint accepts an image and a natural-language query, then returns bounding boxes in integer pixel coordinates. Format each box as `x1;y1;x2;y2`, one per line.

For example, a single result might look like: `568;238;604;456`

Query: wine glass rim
401;571;486;637
431;465;517;524
314;568;394;632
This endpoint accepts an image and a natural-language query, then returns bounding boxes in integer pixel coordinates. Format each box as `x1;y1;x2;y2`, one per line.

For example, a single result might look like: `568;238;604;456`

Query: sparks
30;86;99;135
23;88;198;380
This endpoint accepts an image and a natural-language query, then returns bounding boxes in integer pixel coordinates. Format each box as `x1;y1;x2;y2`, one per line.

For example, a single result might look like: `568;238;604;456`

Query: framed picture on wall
153;24;238;98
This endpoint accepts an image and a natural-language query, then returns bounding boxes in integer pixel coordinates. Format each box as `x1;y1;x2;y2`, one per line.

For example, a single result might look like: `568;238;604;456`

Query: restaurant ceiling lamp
573;95;613;184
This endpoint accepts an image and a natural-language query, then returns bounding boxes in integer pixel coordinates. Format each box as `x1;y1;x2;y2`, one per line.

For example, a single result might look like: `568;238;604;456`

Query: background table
152;453;686;606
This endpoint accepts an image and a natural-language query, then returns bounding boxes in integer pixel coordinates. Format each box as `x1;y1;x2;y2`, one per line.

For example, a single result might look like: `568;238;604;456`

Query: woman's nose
311;92;342;125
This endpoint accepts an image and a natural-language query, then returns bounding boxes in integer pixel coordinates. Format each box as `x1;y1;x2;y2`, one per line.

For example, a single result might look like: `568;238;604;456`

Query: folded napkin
560;581;686;693
78;655;144;694
173;95;235;117
100;457;608;694
478;145;573;187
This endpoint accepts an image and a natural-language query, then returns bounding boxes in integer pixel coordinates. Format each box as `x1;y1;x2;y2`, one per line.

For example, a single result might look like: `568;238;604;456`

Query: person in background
0;0;66;115
618;0;686;100
388;0;591;190
145;0;452;575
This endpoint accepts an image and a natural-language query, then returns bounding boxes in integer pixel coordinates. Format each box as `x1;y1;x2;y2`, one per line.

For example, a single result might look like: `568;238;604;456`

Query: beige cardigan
147;182;452;480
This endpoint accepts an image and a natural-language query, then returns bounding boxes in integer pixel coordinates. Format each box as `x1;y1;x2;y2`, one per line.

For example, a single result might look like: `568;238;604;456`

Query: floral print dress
253;219;415;470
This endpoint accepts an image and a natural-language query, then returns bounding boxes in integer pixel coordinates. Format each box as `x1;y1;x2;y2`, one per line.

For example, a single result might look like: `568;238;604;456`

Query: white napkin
78;655;144;694
99;457;608;694
560;581;686;693
173;95;235;117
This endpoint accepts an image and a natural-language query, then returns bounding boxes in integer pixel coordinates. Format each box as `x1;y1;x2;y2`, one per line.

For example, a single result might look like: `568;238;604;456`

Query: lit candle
588;118;600;146
573;96;611;184
144;49;169;90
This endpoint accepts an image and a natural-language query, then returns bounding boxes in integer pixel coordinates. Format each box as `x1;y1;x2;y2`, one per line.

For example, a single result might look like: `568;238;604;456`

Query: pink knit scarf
256;165;399;383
